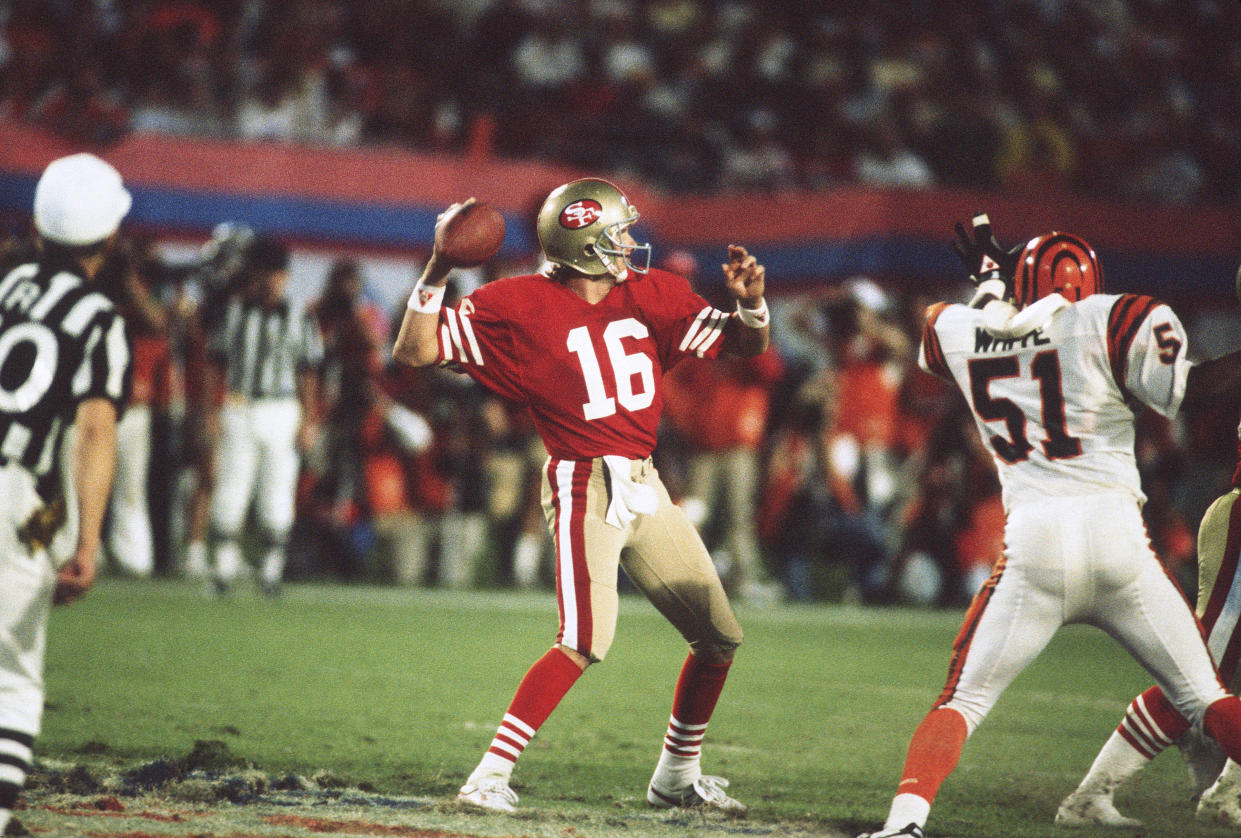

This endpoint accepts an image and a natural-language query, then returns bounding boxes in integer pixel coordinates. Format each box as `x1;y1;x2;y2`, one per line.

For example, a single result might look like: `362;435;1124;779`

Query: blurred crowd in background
2;0;1239;203
3;0;1238;606
2;220;1233;609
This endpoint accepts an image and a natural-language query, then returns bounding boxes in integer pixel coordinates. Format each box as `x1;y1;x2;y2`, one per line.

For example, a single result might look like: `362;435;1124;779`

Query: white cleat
647;774;747;814
457;776;518;813
857;823;925;838
1054;792;1142;828
1196;778;1241;827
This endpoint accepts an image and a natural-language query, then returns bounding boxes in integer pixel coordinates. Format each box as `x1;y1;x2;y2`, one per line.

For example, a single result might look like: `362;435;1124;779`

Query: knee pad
688;632;742;660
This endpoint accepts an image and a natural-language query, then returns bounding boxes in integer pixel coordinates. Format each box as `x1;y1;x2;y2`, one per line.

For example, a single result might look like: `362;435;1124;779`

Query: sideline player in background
392;179;769;813
1057;408;1241;828
0;153;132;834
204;236;322;596
856;216;1241;838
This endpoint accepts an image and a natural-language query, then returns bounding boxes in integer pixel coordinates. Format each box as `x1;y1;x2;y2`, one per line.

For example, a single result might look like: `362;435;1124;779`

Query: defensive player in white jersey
856;216;1241;838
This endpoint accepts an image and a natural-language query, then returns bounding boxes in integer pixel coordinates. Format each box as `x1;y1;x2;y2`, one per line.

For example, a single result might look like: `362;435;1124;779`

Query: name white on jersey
919;293;1188;508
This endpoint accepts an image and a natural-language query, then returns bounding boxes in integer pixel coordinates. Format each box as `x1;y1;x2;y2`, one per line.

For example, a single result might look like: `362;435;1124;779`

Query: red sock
897;707;968;805
485;647;583;764
1204;695;1241;763
1117;685;1189;758
672;653;731;725
662;654;732;759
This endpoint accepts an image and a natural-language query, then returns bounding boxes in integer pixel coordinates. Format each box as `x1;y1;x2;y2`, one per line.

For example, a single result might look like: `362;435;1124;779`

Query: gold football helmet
536;178;651;280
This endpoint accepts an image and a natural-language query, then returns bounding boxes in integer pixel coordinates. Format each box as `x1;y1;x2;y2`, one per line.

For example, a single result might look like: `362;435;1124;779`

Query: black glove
952;212;1021;292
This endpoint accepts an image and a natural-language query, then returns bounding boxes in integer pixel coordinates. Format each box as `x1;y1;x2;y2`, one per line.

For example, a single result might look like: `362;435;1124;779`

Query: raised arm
721;244;770;357
392;200;472;368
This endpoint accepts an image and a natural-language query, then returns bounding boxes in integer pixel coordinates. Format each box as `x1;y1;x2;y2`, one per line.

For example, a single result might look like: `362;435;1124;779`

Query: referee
205;235;323;596
0;153;132;834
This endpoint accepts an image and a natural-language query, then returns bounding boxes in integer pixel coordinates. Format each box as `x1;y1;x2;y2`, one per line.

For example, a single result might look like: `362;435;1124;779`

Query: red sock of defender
478;647;583;772
1204;695;1241;762
1118;686;1188;758
897;707;968;805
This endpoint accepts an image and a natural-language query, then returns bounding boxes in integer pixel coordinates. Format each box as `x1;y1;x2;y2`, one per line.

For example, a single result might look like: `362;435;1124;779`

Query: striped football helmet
1013;232;1103;307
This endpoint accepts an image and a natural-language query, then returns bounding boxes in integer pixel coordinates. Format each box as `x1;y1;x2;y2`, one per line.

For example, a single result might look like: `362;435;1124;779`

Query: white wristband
408;281;446;313
735;298;769;328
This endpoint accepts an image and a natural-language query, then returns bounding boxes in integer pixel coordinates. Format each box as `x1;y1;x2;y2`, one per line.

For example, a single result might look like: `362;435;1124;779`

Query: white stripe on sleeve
458;310;484;366
439;321;454;362
678;306;714;352
443;308;469;363
104;315;129;400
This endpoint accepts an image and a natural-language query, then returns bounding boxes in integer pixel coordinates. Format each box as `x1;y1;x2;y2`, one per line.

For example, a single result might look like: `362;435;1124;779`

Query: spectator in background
99;238;173;578
371;279;492;590
891;401;1003;606
235;60;301;143
852;112;935;189
758;387;840;601
29;65;129;146
430;366;493;589
663;250;784;599
301;258;389;579
817;280;912;600
481;394;551;590
369;358;445;587
4;1;1239;204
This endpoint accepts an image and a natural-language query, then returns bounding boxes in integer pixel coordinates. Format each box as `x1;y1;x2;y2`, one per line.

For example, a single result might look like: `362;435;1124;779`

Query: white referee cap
33;153;132;246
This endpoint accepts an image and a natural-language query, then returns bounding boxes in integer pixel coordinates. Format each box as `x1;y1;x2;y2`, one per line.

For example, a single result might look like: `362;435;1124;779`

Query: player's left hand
723;245;765;307
53;545;98;605
952;212;1021;290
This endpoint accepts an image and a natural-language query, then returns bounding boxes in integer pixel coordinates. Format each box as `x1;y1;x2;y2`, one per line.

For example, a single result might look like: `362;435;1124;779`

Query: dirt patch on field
11;741;846;838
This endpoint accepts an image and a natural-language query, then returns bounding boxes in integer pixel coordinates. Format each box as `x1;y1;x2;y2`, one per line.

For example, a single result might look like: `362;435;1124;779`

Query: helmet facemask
593;214;651;281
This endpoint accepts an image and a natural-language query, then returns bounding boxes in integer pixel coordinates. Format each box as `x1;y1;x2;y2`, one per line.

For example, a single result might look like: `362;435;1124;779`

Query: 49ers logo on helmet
560;199;603;229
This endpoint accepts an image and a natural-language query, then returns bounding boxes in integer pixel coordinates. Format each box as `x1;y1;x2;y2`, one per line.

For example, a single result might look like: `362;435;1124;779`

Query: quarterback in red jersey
393;178;770;814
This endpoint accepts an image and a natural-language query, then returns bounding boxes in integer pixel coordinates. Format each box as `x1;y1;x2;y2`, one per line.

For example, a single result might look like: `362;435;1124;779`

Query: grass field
18;577;1239;837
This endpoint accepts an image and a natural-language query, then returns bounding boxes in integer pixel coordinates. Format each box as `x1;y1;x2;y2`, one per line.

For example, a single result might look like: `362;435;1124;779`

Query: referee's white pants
106;404;153;577
0;467;55;739
210;399;301;544
940;492;1228;734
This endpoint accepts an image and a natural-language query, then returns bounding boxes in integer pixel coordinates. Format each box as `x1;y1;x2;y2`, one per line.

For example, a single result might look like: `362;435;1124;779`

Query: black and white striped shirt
0;260;131;494
209;297;323;398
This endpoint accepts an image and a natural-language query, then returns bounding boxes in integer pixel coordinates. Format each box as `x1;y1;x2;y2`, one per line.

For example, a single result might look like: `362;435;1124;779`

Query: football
434;200;506;267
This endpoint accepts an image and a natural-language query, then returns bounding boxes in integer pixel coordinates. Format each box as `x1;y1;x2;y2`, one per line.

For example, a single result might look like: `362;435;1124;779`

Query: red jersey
435;268;732;459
